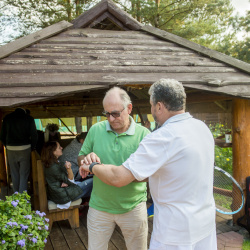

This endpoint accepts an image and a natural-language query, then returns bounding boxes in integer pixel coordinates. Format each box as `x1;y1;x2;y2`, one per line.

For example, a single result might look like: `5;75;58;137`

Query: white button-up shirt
123;113;216;245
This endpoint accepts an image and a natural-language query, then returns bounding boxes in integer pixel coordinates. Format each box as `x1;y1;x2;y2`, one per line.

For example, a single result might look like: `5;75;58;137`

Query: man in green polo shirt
78;87;150;250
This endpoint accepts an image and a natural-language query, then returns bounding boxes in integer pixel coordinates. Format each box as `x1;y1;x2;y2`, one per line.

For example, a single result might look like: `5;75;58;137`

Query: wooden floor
0;186;243;250
43;207;242;250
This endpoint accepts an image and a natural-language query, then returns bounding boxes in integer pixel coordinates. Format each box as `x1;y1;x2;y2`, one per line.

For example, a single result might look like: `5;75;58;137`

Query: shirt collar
162;112;192;127
106;116;135;135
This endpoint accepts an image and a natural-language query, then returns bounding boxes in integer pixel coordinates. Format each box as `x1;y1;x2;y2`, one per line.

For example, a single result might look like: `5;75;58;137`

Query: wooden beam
232;99;250;223
0;21;73;60
141;25;250;74
88;12;129;31
72;0;108;28
107;0;142;30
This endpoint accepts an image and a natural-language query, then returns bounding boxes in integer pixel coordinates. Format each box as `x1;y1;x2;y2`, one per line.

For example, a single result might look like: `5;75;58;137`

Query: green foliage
0;191;50;249
216;11;250;63
209;123;232;174
0;0;98;39
243;239;250;250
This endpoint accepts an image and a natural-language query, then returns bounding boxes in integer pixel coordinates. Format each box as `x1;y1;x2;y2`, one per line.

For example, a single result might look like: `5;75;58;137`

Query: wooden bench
32;151;81;231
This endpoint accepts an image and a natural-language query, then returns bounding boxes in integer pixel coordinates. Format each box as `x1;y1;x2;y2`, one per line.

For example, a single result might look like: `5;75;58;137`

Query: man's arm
80;163;135;188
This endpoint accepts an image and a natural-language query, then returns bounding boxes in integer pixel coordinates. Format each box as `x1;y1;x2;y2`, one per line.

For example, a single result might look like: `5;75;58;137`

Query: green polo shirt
79;117;150;214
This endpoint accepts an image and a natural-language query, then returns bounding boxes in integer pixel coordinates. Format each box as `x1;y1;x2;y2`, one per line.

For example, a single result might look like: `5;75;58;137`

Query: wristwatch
89;162;100;173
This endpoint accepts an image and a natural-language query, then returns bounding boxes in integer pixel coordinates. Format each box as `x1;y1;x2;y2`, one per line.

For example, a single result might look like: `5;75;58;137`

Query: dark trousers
6;148;31;193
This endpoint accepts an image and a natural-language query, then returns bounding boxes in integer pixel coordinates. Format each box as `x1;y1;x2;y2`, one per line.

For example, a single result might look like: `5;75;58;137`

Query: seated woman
41;141;93;209
59;132;88;181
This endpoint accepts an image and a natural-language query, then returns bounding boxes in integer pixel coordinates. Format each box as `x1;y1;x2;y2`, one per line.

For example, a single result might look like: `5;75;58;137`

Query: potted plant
0;191;50;249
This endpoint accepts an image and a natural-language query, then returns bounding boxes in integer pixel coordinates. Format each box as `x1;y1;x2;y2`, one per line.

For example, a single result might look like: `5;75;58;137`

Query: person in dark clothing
41;141;92;207
0;108;38;193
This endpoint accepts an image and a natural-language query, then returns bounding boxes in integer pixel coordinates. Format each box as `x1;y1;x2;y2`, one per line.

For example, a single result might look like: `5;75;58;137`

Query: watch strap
89;162;100;173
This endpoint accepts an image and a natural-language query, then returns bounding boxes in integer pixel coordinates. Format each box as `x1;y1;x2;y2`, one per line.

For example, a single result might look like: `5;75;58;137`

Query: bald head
103;87;131;108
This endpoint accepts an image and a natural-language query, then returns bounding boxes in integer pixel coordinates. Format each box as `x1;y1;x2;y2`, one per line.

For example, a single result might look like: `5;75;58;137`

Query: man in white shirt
79;78;217;250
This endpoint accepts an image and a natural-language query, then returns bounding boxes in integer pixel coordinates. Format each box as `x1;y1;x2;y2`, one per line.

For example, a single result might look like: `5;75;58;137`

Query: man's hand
61;182;68;187
79;160;90;179
83;152;101;165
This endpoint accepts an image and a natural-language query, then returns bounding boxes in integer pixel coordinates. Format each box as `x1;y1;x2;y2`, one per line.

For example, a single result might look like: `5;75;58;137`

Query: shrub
209;123;232;174
0;191;50;249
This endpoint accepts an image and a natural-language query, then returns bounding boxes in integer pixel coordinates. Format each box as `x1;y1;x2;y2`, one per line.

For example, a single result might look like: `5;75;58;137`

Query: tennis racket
147;166;245;217
214;166;244;215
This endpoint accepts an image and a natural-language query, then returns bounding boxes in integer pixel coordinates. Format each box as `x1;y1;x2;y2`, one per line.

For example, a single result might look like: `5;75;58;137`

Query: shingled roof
0;0;249;117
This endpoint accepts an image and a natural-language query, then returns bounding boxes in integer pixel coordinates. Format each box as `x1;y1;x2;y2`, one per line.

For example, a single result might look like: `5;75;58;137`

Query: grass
242;239;250;250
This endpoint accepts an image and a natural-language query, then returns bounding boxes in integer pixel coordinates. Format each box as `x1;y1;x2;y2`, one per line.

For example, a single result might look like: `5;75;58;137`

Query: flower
11;201;18;207
45;218;49;223
0;191;50;249
17;239;25;248
31;238;37;244
24;215;32;220
21;225;29;230
44;239;47;244
45;225;49;231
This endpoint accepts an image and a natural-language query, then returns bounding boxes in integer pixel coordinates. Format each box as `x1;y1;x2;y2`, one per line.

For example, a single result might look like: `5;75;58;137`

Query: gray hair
148;79;186;111
103;87;132;108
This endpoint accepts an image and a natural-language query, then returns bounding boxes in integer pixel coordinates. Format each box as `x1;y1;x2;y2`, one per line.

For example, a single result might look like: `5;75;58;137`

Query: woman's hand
61;182;68;187
65;161;71;169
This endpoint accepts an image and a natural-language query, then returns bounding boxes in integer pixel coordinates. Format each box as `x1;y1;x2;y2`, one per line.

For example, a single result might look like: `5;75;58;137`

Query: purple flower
17;239;25;248
45;225;49;231
2;240;6;244
45;218;49;223
7;222;13;227
30;222;33;225
11;201;18;207
31;238;37;244
28;233;33;236
16;199;19;202
12;222;18;226
37;222;40;226
19;231;23;235
38;226;42;230
24;215;32;220
44;239;47;244
14;191;19;194
21;225;28;230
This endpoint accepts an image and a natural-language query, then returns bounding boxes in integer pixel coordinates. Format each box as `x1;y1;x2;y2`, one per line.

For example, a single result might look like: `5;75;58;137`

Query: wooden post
75;117;82;133
0;110;7;187
87;117;92;131
232;99;250;223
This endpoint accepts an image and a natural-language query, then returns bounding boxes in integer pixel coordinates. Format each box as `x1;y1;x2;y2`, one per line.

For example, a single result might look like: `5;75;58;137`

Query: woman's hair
41;141;58;168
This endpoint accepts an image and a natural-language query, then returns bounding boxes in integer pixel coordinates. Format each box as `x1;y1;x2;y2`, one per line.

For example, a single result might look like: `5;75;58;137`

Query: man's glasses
102;108;125;118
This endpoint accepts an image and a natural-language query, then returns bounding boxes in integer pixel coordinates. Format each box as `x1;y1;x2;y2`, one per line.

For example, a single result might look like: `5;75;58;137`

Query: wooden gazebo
0;0;250;221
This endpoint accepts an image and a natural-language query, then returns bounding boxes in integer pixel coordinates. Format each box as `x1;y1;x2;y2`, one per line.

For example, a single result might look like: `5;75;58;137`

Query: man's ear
127;103;132;114
157;102;165;113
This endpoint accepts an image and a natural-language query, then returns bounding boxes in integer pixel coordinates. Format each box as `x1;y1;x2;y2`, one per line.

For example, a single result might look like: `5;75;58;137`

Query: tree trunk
232;99;250;223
